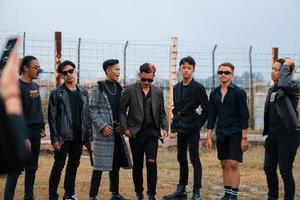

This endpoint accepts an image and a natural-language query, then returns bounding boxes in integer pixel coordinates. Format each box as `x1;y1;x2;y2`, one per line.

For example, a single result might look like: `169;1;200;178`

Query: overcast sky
1;0;300;52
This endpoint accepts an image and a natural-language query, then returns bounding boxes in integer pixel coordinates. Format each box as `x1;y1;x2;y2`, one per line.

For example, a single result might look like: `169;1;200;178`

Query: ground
0;145;299;200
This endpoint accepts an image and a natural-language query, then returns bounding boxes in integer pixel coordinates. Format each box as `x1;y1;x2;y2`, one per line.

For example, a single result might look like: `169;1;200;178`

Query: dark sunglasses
61;69;75;76
217;70;232;75
141;78;154;83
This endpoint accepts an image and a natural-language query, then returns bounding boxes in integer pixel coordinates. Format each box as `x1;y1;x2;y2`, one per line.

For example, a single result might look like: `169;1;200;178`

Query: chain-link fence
1;30;299;130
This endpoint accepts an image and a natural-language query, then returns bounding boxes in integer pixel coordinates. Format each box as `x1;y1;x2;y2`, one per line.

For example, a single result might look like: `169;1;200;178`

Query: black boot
110;193;130;200
190;188;201;200
163;184;187;199
136;193;144;200
148;195;156;200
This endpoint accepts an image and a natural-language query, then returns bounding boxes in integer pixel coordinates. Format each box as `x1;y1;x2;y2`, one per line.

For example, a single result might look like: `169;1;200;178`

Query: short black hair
103;59;119;73
19;55;37;75
218;62;235;71
57;60;76;73
139;63;156;74
179;56;196;68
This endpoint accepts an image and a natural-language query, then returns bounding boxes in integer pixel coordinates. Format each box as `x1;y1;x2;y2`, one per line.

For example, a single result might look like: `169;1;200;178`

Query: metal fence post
249;46;255;129
123;41;129;87
22;32;26;57
77;37;81;84
212;44;217;90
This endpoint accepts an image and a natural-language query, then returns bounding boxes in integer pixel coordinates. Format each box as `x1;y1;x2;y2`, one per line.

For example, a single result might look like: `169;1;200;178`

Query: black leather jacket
263;65;300;136
48;84;92;144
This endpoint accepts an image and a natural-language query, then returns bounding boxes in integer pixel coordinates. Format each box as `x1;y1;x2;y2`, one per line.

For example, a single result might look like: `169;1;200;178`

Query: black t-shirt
102;80;121;122
268;84;285;137
19;79;45;136
65;85;83;136
142;87;155;129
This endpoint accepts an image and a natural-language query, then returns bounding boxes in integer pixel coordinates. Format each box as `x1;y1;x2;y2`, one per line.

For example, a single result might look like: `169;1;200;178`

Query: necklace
104;81;117;95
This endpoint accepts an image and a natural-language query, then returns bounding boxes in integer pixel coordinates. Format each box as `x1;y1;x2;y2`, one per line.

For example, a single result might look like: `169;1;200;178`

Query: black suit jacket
171;79;209;133
120;82;168;137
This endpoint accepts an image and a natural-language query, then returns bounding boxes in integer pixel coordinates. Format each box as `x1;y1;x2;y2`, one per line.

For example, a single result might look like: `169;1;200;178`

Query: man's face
25;59;41;79
139;72;155;88
179;62;195;79
61;65;76;84
106;64;120;82
218;66;234;83
271;62;281;82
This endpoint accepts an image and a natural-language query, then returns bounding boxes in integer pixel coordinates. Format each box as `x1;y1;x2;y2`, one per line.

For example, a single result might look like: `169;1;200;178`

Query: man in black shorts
205;62;249;200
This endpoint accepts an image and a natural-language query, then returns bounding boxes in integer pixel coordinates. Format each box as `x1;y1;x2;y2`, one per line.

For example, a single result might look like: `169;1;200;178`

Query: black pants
129;136;158;196
264;135;299;200
49;138;83;200
89;134;122;197
177;131;202;190
4;134;41;200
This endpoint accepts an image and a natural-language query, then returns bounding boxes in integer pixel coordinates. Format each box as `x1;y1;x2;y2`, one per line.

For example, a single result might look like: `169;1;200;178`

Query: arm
119;87;130;130
278;64;300;95
48;90;60;144
206;91;217;130
159;90;169;132
237;89;249;131
84;92;93;142
237;89;250;152
197;85;209;128
89;87;109;133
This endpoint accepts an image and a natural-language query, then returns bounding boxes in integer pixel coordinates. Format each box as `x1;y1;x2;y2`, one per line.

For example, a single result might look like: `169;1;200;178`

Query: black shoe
215;196;230;200
148;195;156;200
190;189;201;200
110;193;130;200
163;184;187;199
62;194;78;200
136;193;144;200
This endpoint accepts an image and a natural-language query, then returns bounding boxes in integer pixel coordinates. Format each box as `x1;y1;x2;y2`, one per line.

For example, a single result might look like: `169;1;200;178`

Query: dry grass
0;145;299;200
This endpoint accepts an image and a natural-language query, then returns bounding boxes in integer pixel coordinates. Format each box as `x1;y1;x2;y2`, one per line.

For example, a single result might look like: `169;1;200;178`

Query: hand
159;130;168;140
102;125;113;137
169;132;177;138
0;41;22;115
40;130;47;138
25;138;31;152
241;138;249;152
205;137;212;151
52;142;62;151
114;125;124;134
283;58;294;67
124;129;133;138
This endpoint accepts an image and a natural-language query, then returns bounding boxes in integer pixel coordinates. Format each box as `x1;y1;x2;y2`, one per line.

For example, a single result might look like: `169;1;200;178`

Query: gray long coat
89;81;132;171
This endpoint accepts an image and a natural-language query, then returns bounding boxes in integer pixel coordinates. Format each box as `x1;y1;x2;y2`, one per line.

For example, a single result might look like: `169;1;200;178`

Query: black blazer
263;65;300;136
171;79;209;133
120;82;168;136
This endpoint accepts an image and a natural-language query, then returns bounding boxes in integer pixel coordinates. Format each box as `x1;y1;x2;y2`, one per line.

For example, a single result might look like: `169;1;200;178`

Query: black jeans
89;134;122;197
4;134;41;200
177;131;202;190
49;137;83;200
264;135;299;200
129;136;158;196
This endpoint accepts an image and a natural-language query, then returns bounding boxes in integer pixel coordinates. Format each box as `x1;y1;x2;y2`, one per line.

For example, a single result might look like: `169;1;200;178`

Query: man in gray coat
120;63;169;200
89;59;132;200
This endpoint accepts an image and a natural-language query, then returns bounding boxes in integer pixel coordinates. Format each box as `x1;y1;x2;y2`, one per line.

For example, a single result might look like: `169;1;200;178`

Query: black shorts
217;133;243;162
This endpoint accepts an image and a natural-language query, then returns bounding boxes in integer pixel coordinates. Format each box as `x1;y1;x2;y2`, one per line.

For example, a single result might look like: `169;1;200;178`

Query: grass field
0;144;299;200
